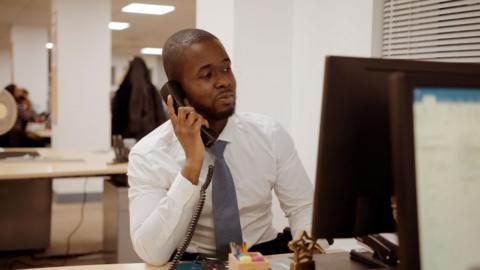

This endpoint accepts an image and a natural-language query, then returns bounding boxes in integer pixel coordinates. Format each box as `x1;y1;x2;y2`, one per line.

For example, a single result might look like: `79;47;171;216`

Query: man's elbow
139;254;171;266
131;234;172;266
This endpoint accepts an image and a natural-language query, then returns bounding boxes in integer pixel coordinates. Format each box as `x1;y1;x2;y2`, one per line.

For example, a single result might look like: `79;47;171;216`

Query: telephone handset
160;81;218;147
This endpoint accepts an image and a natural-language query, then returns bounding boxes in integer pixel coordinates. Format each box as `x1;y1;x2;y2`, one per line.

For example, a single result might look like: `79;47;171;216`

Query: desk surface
22;252;396;270
24;264;160;270
0;148;127;180
22;254;293;270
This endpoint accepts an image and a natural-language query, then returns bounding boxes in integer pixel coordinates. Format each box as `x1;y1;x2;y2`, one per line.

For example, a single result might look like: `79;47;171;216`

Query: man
128;29;322;266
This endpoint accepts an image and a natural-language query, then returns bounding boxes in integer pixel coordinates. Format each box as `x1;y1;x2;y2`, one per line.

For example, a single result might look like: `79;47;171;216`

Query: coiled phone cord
169;163;216;270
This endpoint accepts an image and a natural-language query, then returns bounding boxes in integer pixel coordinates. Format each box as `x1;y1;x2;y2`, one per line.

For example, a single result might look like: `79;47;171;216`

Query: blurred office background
0;0;479;268
0;0;195;203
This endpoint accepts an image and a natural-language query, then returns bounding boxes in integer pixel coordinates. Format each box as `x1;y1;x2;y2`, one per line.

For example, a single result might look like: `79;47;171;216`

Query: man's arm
128;95;210;265
128;152;201;265
271;122;320;240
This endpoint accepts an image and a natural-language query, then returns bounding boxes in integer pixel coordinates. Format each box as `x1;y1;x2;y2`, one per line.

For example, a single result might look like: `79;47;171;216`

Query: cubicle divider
0;179;52;251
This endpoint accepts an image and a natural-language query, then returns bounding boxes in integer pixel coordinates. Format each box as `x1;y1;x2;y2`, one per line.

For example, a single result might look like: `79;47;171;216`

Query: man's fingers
167;96;209;138
186;111;200;126
177;106;195;126
193;117;206;131
201;118;209;128
192;116;210;131
188;113;209;128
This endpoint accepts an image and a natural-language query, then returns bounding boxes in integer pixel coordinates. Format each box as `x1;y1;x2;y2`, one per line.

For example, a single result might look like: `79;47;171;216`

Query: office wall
233;0;293;133
10;25;48;113
196;0;235;61
0;49;11;88
291;0;376;181
197;0;379;232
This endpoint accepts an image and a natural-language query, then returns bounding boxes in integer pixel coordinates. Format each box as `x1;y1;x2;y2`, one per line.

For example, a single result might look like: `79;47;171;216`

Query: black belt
171;228;293;262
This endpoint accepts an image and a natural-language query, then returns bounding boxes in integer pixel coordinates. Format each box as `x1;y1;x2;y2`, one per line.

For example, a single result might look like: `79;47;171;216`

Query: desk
27;128;52;139
0;148;127;252
23;264;158;270
21;253;398;270
0;148;126;180
22;253;292;270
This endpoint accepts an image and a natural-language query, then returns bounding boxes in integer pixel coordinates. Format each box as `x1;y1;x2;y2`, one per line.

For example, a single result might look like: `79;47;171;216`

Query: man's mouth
216;91;235;104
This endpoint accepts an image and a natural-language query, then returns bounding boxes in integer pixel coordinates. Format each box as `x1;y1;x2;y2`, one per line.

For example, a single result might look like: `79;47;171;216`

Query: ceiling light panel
109;22;130;30
140;47;163;55
122;3;175;15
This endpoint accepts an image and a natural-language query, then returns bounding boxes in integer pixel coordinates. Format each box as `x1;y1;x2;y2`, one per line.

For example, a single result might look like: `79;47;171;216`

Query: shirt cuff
166;172;201;209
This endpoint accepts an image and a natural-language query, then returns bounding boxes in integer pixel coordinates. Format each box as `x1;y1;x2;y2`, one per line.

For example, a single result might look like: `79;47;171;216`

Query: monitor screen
390;72;480;270
312;56;480;241
413;88;480;270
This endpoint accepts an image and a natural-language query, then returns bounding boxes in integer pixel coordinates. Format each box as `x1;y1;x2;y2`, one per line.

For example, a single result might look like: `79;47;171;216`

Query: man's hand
167;95;209;185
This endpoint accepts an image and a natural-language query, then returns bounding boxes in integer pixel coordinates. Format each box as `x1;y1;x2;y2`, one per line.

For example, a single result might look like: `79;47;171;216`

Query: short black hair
162;29;219;81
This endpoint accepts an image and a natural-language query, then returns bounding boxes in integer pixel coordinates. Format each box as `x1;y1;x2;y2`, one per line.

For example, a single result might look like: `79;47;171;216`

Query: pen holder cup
228;252;269;270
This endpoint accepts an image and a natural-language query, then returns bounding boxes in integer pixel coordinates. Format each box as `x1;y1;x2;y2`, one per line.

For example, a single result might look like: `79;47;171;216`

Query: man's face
179;38;236;121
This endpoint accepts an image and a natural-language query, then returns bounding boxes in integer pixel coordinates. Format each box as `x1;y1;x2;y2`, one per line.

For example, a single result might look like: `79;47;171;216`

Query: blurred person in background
1;84;42;147
111;56;168;142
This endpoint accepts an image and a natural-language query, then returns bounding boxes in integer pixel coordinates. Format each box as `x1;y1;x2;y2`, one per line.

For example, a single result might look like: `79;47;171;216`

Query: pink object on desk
252;255;264;262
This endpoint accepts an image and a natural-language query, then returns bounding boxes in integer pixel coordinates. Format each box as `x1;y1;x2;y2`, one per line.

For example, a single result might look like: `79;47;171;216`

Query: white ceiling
0;0;196;55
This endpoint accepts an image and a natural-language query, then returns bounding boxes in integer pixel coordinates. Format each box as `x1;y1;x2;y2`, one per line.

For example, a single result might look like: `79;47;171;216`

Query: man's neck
209;118;228;135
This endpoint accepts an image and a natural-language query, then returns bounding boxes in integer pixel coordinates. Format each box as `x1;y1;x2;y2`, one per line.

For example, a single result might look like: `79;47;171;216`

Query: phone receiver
160;81;218;147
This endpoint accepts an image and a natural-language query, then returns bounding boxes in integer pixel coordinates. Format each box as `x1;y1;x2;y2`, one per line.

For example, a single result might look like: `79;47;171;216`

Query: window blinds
383;0;480;62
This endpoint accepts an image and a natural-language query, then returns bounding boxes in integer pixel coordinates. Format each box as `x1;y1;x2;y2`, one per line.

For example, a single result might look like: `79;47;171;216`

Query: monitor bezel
389;72;480;270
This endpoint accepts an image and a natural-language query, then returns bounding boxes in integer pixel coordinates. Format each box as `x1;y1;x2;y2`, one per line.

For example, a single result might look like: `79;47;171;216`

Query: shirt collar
217;113;239;143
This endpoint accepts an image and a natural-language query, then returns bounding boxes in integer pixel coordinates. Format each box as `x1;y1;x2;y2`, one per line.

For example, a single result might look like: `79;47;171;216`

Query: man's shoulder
129;120;175;157
235;112;278;130
234;112;292;147
234;112;284;140
127;121;181;181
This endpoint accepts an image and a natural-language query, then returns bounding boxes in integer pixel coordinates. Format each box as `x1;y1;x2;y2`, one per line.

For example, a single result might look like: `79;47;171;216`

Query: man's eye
223;67;231;72
201;73;212;79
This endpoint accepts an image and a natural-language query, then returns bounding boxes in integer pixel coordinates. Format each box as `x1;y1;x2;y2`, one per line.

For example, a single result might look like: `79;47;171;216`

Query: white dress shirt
128;112;314;265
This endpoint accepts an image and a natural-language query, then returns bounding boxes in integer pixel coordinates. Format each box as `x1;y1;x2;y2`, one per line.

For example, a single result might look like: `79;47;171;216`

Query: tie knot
209;140;228;158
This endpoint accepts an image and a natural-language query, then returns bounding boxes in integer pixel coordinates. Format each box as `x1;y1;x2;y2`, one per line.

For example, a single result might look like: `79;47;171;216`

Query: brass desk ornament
288;230;325;270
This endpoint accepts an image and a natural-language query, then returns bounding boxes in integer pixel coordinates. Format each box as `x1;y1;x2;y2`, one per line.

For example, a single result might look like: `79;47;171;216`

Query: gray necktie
209;140;243;257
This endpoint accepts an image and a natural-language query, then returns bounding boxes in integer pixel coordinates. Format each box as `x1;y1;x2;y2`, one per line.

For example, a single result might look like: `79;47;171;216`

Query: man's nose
214;73;231;89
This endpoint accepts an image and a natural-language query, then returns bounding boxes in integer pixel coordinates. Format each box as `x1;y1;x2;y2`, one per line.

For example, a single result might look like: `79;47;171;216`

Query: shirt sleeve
128;150;201;265
271;121;315;240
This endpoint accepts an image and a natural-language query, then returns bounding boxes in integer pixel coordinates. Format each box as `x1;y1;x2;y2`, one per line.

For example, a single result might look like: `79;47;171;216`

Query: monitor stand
350;250;390;269
354;235;399;266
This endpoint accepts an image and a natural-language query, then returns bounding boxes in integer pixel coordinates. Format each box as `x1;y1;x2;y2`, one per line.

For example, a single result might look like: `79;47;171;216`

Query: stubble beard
191;100;236;121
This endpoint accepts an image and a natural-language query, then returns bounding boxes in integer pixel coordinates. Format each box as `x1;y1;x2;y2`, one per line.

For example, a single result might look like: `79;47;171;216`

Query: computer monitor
312;56;480;240
389;72;480;270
